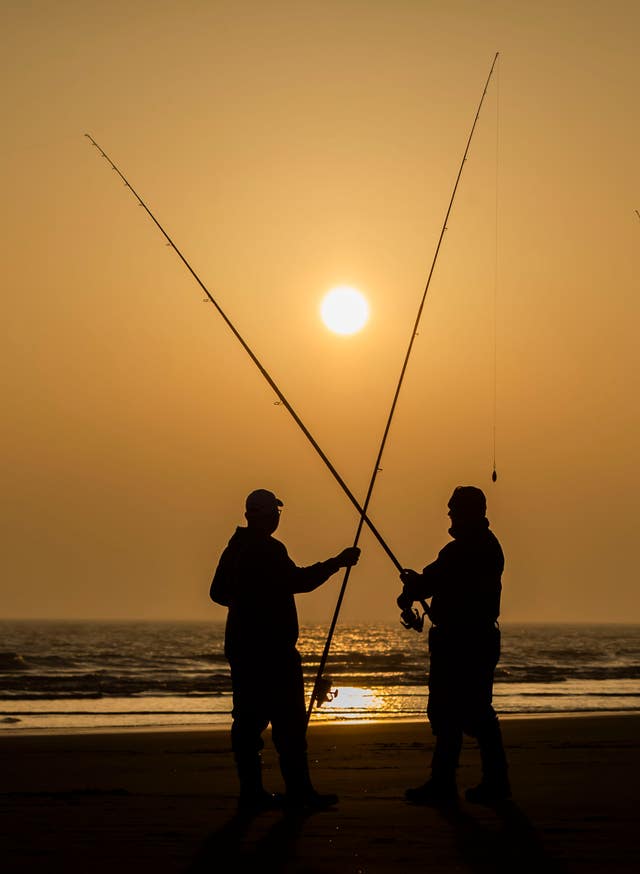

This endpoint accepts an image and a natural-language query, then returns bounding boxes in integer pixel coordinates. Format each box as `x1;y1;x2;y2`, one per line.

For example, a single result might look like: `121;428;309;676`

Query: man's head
447;486;487;522
244;488;283;535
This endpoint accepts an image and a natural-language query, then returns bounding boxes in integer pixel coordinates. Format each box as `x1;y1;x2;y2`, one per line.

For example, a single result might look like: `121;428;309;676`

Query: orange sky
2;1;639;623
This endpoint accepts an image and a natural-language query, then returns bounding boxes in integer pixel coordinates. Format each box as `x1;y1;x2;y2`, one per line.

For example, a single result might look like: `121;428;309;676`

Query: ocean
1;621;639;732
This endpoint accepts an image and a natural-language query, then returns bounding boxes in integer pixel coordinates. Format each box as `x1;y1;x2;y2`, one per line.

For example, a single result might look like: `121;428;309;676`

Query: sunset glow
3;2;639;625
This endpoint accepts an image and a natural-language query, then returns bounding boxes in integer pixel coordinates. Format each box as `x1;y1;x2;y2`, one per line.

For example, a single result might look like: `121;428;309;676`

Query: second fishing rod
306;52;500;720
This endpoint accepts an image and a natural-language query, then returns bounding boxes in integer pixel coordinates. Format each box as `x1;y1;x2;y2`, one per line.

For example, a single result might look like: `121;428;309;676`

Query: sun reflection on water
314;685;386;721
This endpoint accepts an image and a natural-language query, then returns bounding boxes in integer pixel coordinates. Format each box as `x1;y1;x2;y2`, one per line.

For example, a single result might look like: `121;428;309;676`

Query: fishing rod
85;134;400;571
307;52;500;719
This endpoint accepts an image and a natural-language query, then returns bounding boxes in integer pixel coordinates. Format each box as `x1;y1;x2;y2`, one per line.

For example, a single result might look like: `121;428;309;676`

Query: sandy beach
1;714;639;873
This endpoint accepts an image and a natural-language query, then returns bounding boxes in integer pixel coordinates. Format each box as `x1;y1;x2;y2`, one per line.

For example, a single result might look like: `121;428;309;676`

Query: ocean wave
0;673;232;698
1;621;639;723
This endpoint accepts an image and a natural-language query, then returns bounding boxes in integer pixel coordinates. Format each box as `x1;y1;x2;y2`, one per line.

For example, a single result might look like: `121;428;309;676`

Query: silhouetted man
397;486;510;805
210;488;360;811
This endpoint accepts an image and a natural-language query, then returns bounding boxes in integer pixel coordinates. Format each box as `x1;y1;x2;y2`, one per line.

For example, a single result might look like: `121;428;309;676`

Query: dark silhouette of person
210;488;360;811
397;485;510;805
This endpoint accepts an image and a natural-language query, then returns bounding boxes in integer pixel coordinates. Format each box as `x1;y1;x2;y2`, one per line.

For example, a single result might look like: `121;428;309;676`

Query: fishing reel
315;675;338;707
400;605;426;633
398;590;430;633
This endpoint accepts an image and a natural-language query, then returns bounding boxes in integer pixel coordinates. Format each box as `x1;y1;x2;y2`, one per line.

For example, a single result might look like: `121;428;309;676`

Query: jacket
404;519;504;630
210;526;341;658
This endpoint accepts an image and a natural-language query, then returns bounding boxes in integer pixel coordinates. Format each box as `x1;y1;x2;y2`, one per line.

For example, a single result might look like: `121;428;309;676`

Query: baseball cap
245;489;284;512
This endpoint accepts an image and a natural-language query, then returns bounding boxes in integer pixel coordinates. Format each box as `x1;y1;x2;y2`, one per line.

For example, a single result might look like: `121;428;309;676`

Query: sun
320;286;370;335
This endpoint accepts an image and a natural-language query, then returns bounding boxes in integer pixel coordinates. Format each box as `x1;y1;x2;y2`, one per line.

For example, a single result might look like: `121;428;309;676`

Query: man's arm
398;554;447;606
286;546;361;594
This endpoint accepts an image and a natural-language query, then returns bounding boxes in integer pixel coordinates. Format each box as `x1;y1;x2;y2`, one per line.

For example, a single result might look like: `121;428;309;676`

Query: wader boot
236;753;282;811
465;719;511;804
405;731;461;806
279;753;338;810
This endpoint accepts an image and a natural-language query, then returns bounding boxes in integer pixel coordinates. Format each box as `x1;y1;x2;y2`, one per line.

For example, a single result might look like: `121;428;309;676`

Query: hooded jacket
210;527;341;659
404;519;504;629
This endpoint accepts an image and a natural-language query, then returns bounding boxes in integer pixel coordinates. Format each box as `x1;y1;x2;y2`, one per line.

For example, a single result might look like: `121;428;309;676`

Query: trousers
427;624;500;737
228;646;307;759
427;624;508;786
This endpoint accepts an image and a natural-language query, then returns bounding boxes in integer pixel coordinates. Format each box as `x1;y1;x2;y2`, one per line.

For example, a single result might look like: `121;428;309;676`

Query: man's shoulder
439;529;502;555
474;528;504;573
232;531;289;559
222;526;249;552
432;540;459;569
437;539;457;558
267;536;289;556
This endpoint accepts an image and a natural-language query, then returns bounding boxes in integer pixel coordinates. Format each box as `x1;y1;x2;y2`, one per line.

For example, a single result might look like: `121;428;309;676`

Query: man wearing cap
210;488;360;811
397;486;510;805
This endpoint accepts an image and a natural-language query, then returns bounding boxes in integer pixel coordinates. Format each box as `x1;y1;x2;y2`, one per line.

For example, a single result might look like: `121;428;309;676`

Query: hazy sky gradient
2;1;639;622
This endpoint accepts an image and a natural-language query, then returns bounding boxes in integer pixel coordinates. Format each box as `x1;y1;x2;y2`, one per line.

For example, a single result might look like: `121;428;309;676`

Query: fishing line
85;133;401;571
492;55;501;483
307;52;500;720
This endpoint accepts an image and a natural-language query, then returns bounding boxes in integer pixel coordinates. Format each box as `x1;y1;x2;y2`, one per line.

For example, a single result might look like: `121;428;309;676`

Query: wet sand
1;714;639;873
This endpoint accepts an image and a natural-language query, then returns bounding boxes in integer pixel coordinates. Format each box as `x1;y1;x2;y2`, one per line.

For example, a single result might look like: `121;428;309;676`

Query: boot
235;753;283;811
279;752;338;810
405;731;461;806
465;719;511;804
405;779;458;806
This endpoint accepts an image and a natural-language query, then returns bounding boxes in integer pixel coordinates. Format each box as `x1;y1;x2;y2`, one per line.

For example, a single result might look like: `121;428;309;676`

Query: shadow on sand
440;799;567;874
186;807;312;874
187;799;566;873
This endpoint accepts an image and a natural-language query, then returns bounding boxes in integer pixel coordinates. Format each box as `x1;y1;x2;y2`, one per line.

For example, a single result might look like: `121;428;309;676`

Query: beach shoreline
2;713;639;872
1;707;640;739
